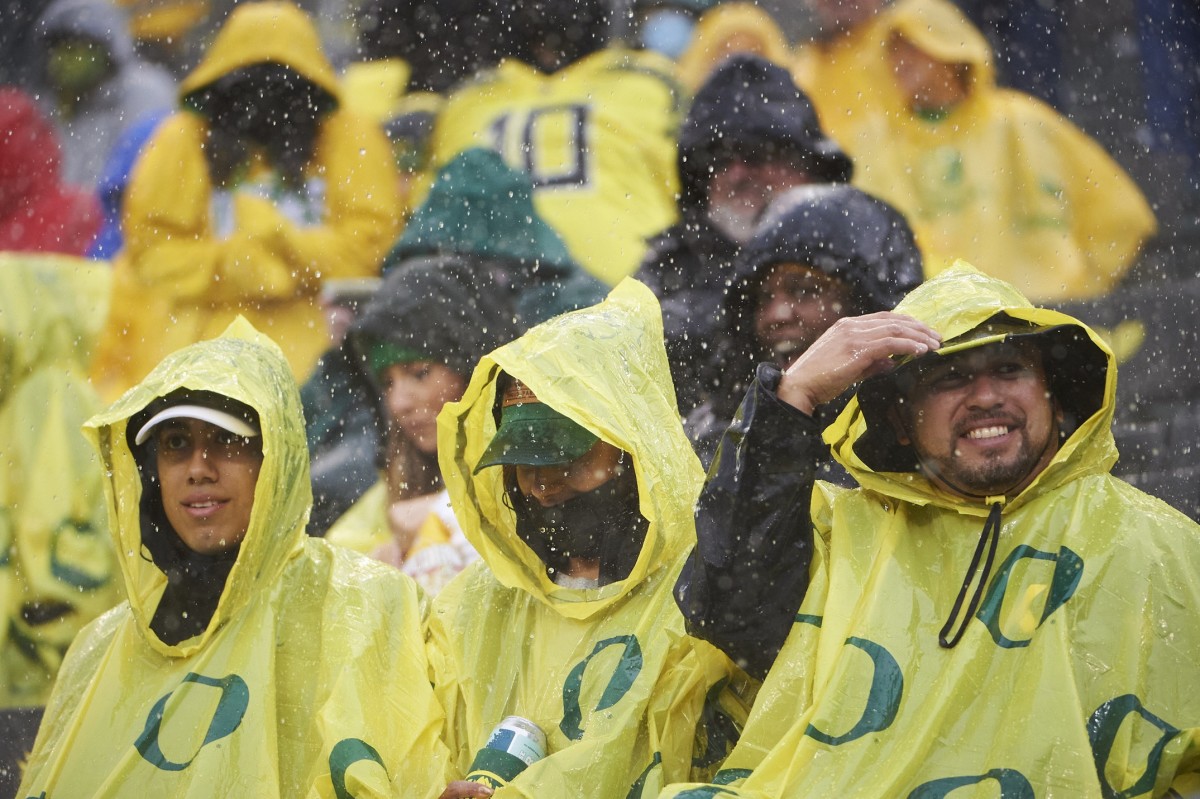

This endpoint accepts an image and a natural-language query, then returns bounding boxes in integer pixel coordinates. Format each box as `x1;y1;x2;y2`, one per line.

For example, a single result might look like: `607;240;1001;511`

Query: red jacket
0;88;100;255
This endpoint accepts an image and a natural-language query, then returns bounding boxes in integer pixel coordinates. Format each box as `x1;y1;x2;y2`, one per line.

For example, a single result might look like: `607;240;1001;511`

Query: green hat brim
474;401;599;473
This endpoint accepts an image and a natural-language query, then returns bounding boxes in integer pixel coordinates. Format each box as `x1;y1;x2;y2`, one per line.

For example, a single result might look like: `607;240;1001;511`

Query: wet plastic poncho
0;254;119;708
428;49;683;286
663;264;1200;797
90;1;401;399
431;280;747;797
18;319;449;798
799;0;1156;302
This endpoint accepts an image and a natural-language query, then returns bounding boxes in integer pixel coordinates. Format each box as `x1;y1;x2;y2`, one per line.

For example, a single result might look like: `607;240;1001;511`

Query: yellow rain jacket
661;263;1200;798
427;50;682;286
799;0;1156;302
18;319;449;798
91;1;401;401
431;280;747;796
676;3;794;95
0;255;120;708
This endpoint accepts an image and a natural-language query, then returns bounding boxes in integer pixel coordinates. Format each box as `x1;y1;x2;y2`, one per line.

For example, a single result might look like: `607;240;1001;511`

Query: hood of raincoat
677;53;852;219
354;256;522;385
37;0;140;67
83;318;311;657
874;0;995;114
825;263;1115;514
386;148;607;323
177;0;341;106
438;279;705;620
389;147;580;276
726;184;924;329
676;2;793;94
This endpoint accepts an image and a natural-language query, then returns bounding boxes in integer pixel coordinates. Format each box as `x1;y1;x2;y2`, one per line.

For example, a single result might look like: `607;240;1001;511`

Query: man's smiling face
895;341;1062;498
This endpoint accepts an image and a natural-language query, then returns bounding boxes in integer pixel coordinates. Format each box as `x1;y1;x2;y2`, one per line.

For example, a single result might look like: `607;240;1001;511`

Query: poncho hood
178;0;341;105
875;0;996;112
83;318;311;657
438;279;704;620
826;263;1116;514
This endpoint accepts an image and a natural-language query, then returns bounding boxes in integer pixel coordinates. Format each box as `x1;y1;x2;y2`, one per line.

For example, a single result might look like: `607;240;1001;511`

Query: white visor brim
134;404;259;446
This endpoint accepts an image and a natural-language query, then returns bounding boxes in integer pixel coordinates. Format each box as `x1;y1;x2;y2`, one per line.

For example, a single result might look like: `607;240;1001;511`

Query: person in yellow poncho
431;280;749;798
661;263;1200;797
18;318;449;798
0;254;121;710
426;0;684;287
795;0;1157;303
90;0;402;402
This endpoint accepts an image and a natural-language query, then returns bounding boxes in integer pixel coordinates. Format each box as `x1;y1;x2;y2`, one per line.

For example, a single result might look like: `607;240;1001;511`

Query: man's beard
923;425;1054;497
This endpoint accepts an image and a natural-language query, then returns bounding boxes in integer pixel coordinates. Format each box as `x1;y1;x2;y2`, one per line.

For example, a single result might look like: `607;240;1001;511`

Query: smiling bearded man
664;262;1200;798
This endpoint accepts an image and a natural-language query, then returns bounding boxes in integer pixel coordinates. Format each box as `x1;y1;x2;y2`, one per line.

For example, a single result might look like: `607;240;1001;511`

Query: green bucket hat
474;380;598;472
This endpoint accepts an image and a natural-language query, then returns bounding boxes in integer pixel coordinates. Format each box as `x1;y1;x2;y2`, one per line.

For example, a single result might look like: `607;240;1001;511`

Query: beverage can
465;716;548;787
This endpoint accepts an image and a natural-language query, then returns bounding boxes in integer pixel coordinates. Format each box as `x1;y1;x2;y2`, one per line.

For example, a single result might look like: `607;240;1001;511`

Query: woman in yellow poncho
18;319;448;798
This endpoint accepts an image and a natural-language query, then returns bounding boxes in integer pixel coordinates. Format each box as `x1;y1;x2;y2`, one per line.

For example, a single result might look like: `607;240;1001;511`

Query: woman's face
382;361;467;455
155;418;263;555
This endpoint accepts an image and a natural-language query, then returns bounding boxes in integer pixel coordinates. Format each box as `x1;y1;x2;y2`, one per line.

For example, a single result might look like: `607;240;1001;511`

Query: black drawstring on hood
939;501;1002;648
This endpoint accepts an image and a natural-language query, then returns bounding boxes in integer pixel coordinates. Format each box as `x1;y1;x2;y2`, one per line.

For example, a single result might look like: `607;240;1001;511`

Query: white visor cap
134;404;260;446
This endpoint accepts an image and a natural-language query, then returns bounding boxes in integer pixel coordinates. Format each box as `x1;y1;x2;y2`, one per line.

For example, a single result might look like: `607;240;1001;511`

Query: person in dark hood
490;0;611;74
685;184;923;465
634;53;852;416
35;0;177;188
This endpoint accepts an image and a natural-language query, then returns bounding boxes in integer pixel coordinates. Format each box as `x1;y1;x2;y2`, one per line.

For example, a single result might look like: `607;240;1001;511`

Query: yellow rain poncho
427;50;682;286
90;1;401;400
661;263;1200;798
431;280;747;796
18;319;449;798
798;0;1156;302
676;3;794;95
0;254;120;708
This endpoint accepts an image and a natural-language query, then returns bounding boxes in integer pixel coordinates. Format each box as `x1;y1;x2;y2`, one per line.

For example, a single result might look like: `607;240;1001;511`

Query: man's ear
887;404;911;446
